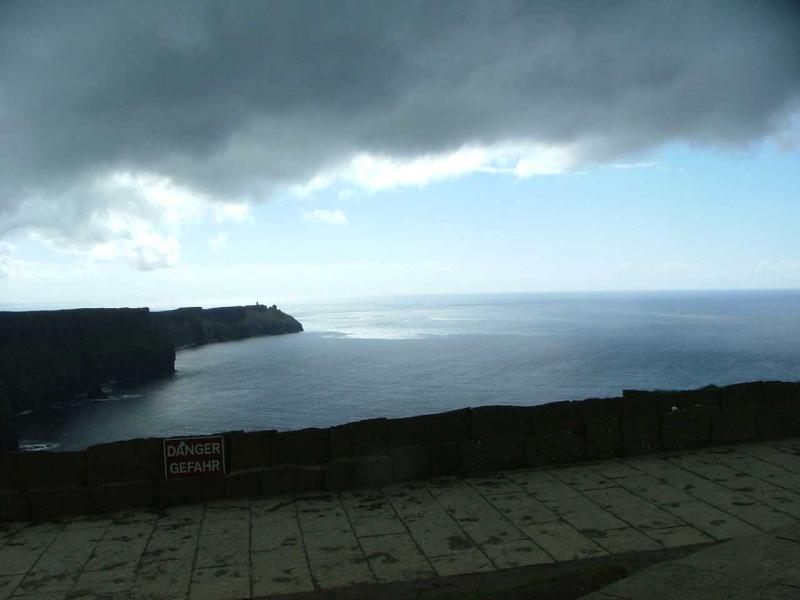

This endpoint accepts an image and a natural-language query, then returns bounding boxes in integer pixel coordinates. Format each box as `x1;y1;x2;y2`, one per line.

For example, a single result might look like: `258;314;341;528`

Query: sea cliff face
152;304;303;348
0;308;176;449
0;304;303;450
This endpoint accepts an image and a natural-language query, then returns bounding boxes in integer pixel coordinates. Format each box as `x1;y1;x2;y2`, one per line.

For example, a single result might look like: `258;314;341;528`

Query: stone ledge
27;486;93;520
227;430;274;472
0;489;27;521
272;427;330;465
585;416;622;460
389;408;471;446
470;406;534;440
18;451;86;489
331;418;389;458
325;455;392;491
86;438;162;485
712;405;758;444
661;408;715;451
94;480;156;512
461;437;526;472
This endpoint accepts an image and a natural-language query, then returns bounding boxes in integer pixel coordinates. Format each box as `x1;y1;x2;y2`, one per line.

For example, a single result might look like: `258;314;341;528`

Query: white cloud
131;233;181;270
303;208;348;225
291;143;578;197
610;161;658;169
0;241;20;279
208;232;229;251
214;203;254;224
83;230;180;270
2;170;260;271
41;171;192;270
102;171;207;227
13;170;200;271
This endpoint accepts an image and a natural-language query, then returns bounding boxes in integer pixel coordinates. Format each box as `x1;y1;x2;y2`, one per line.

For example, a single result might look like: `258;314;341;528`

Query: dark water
16;290;800;450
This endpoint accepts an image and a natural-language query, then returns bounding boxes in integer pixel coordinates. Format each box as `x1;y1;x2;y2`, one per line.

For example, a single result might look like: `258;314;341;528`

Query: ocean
14;290;800;451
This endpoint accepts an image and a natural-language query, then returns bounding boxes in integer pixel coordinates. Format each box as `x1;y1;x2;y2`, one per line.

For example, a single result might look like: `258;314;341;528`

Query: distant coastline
0;304;303;450
152;304;303;349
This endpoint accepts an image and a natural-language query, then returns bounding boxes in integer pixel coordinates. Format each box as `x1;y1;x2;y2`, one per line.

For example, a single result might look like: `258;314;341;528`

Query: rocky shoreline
0;304;303;450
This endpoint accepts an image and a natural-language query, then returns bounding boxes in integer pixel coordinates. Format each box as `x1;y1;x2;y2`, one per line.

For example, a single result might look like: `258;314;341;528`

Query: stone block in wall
622;415;661;456
0;490;28;522
623;387;720;417
525;432;586;466
225;469;262;498
389;409;471;447
759;403;800;440
159;477;226;506
324;460;350;491
260;466;295;495
662;408;715;451
530;402;583;435
720;381;764;409
680;386;721;410
355;455;392;489
28;487;93;520
325;455;392;491
580;397;624;418
272;428;330;466
87;441;138;485
86;438;163;485
762;381;800;406
391;446;428;482
293;465;325;493
138;438;167;481
0;452;20;490
427;443;461;477
460;437;526;473
470;406;535;440
228;430;273;472
94;480;156;513
622;390;663;417
331;418;389;458
18;451;86;489
712;406;758;445
586;417;622;460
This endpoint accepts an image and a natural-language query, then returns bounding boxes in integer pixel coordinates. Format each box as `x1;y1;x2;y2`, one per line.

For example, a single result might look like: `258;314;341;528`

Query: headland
0;304;303;450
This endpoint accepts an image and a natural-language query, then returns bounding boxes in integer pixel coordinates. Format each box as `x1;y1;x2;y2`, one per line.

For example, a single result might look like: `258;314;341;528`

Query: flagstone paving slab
4;439;800;598
359;532;434;582
130;558;193;600
583;522;800;600
521;521;607;561
251;547;314;596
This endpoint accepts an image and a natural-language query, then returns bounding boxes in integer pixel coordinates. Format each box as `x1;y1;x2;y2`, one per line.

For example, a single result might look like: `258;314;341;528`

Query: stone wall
1;380;799;522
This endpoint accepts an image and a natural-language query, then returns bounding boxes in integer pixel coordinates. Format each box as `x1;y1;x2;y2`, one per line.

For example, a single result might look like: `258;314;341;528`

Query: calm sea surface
14;290;800;450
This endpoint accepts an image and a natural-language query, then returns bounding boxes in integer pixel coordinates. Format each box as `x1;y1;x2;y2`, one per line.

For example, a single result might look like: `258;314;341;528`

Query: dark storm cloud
1;0;799;223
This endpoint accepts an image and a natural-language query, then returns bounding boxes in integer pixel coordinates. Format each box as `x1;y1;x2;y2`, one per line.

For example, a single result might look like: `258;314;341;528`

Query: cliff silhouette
0;304;303;450
152;304;303;348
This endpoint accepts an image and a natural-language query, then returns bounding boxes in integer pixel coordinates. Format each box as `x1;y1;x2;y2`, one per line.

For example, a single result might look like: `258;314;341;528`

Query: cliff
0;304;303;449
152;304;303;348
0;308;176;449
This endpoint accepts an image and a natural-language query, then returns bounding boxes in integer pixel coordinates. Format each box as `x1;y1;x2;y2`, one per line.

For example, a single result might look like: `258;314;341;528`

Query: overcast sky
1;1;799;308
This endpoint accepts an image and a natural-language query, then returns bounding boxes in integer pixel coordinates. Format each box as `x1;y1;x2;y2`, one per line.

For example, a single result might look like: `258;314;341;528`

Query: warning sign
163;435;226;479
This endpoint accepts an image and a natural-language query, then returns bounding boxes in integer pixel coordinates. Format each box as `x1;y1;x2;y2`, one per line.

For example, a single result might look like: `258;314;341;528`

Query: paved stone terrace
585;522;800;599
4;439;800;600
